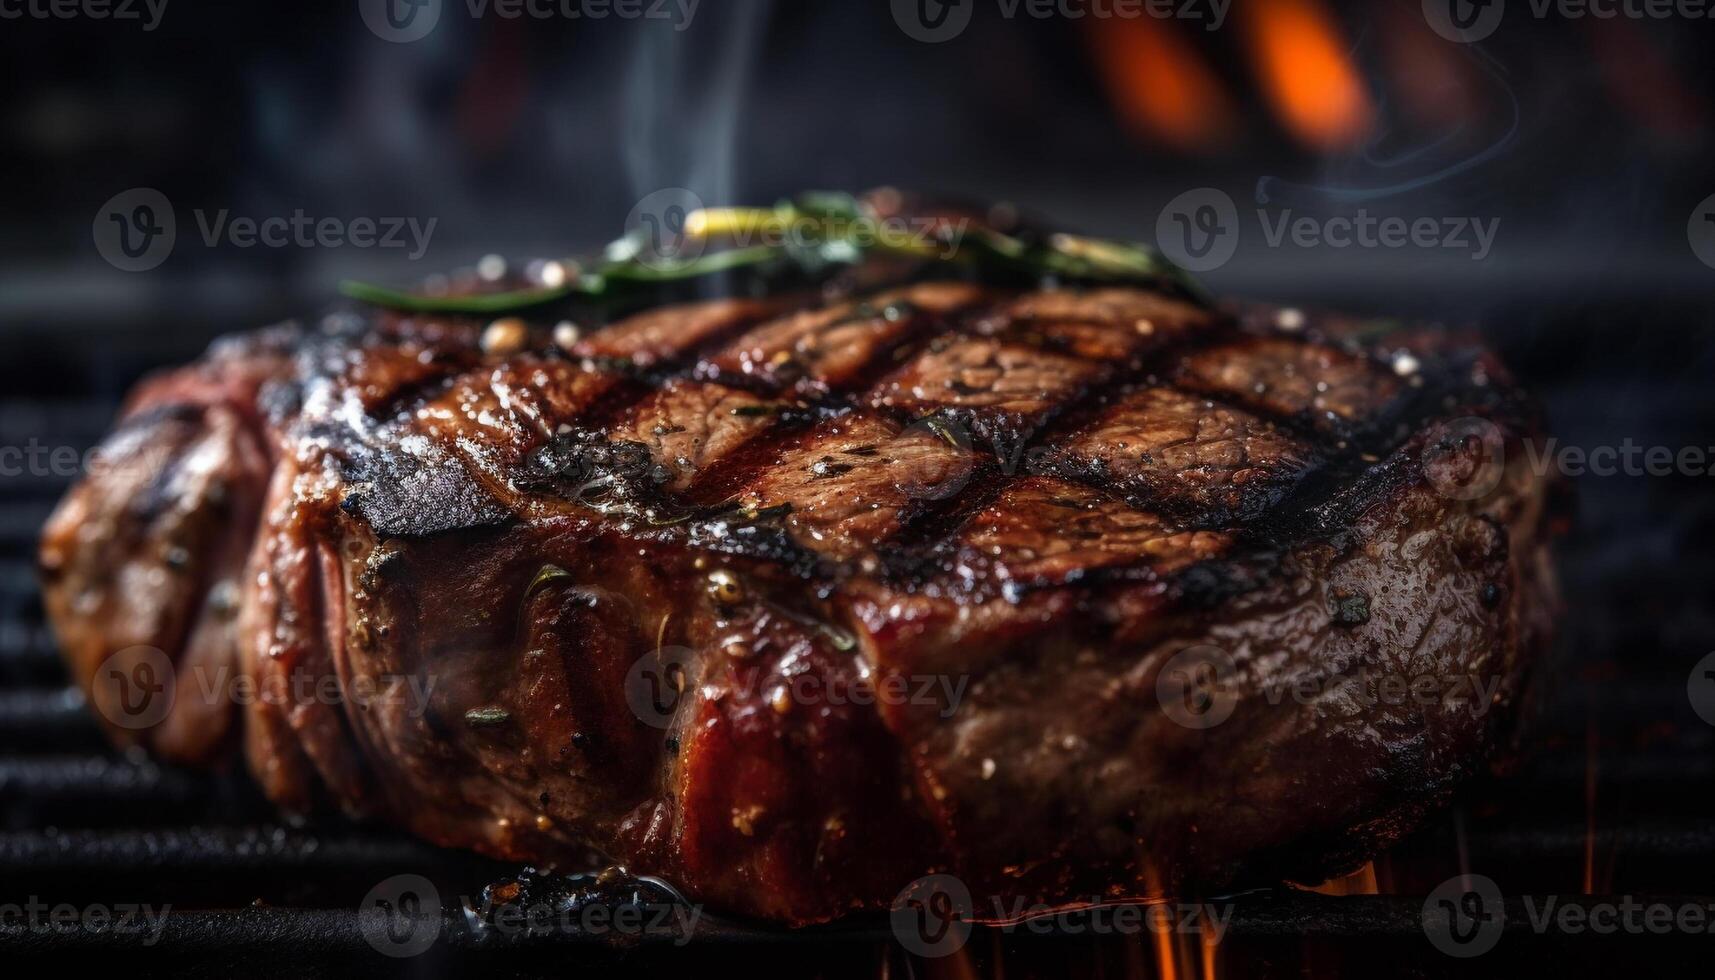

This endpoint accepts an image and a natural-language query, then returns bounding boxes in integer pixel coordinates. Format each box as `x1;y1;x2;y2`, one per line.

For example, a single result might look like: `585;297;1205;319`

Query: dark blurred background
2;0;1714;971
6;0;1712;659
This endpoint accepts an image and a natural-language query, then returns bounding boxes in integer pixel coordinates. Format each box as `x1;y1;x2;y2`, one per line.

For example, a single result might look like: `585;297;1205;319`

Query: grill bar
0;826;462;872
2;379;1712;972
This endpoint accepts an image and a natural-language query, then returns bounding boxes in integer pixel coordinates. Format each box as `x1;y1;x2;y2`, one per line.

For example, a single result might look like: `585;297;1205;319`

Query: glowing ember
1084;18;1234;153
1242;0;1372;152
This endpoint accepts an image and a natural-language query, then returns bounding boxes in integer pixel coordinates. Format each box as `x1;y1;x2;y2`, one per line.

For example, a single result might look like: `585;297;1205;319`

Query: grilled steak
38;272;1557;924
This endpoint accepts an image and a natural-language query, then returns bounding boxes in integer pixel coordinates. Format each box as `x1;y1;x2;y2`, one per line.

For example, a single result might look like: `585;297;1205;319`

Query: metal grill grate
2;382;1713;978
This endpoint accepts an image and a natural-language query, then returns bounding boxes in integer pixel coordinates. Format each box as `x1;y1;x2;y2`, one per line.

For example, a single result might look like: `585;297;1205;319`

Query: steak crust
39;281;1557;924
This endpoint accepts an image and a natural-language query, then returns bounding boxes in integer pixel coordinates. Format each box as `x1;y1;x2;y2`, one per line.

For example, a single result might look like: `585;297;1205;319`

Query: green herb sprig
340;192;1205;314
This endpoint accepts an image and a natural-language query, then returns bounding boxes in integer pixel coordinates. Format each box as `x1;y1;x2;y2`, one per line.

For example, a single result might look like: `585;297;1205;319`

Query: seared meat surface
38;276;1556;924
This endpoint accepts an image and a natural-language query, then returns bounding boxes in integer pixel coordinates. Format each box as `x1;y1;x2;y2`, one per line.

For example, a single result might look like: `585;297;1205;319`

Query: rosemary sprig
593;243;785;284
340;192;1205;315
338;279;575;314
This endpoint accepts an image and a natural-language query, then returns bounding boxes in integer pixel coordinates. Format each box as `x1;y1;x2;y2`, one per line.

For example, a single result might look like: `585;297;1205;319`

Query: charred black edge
267;280;1542;613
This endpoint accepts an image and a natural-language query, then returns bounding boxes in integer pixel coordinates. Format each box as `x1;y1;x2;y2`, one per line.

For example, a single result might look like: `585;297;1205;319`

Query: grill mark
1038;395;1317;529
751;303;1240;570
1169;348;1401;457
858;297;1121;463
1028;310;1243;449
694;284;994;399
677;411;825;510
832;287;1007;396
667;285;997;513
307;283;1525;594
888;309;1246;526
591;296;809;380
656;341;1508;584
574;376;659;433
362;355;482;424
815;300;1236;577
575;296;797;370
881;455;1011;566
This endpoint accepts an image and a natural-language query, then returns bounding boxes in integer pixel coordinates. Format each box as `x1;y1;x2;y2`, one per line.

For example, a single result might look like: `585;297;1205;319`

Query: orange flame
1084;17;1234;153
1242;0;1372;151
1197;905;1222;980
1302;861;1380;897
1151;923;1180;980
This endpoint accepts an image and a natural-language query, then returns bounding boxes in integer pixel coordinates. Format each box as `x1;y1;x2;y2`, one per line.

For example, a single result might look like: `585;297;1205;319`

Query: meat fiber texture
40;279;1558;924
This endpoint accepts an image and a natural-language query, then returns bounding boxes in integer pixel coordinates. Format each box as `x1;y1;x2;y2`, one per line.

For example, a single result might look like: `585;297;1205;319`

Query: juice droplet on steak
706;568;745;606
